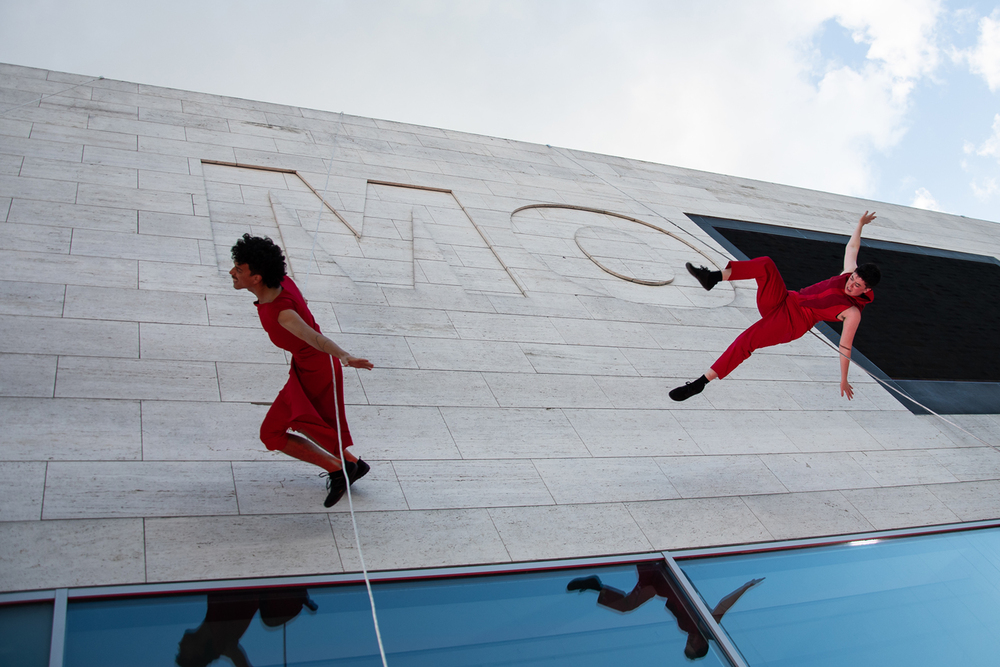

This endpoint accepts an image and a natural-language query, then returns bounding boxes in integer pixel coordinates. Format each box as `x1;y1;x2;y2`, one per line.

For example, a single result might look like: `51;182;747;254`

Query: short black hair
856;263;881;289
231;234;287;288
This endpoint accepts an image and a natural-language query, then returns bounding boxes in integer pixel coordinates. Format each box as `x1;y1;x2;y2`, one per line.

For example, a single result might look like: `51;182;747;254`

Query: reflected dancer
176;587;318;667
567;563;762;660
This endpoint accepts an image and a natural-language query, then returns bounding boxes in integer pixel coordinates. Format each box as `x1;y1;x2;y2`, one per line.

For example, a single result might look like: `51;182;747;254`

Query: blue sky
1;0;999;223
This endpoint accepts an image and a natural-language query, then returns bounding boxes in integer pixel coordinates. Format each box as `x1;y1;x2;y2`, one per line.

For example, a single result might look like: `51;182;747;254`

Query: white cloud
959;8;1000;91
609;0;943;197
966;114;1000;203
0;0;946;202
971;114;1000;160
971;177;999;200
912;187;941;209
832;0;942;80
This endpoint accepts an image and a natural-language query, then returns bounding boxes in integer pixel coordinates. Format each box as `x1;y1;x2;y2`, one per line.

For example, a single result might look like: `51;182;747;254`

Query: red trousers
711;257;816;379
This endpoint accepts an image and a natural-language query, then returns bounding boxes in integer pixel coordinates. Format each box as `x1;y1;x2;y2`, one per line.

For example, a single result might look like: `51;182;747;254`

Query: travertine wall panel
1;63;998;592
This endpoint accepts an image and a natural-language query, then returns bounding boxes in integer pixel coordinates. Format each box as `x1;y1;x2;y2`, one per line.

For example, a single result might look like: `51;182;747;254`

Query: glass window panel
681;528;1000;666
0;601;53;667
64;563;733;666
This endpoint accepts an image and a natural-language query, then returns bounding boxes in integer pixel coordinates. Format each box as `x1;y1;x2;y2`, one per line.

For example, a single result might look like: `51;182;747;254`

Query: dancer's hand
344;356;373;370
859;211;876;226
840;379;854;400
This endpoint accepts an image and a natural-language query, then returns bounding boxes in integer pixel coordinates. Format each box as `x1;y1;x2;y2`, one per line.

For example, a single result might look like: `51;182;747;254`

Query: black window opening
688;214;1000;415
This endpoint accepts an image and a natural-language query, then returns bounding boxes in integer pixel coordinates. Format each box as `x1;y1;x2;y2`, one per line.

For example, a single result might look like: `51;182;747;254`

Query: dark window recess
688;214;1000;414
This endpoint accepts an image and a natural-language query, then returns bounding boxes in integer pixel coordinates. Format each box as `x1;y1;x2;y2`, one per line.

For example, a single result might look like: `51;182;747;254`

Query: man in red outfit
567;563;763;660
230;234;373;507
670;212;880;402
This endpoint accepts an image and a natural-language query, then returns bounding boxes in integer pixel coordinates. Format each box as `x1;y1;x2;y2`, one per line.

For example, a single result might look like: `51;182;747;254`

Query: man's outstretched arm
838;307;862;400
277;309;374;369
844;211;876;274
711;577;764;622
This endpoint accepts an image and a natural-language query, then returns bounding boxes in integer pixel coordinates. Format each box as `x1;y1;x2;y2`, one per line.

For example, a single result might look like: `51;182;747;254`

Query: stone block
359;368;497;407
0;397;140;460
760;452;880;492
441;407;589;459
144;514;341;582
535;457;680;504
331;509;509;572
138;322;282;362
8;199;138;234
0;314;138;357
42;461;238;519
0;519;145;592
232;460;408;515
484;372;612;409
0;280;65;317
0;353;56;397
0;222;71;253
140;400;271;461
489;503;653;561
741;491;874;541
0;461;46;520
55;356;220;401
392;459;554;509
64;285;209;324
627;497;773;550
842;486;961;531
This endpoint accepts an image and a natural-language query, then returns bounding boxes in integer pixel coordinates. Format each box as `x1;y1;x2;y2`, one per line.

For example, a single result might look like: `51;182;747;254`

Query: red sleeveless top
255;277;325;363
792;272;873;323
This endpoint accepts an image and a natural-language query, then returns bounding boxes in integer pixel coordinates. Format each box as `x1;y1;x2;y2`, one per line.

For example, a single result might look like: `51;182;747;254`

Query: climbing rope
329;355;390;667
303;116;389;667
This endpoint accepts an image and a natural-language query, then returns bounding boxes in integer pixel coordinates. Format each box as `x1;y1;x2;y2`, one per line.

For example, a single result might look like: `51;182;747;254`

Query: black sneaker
669;378;707;401
348;459;370;485
686;262;721;291
323;469;348;508
567;575;602;592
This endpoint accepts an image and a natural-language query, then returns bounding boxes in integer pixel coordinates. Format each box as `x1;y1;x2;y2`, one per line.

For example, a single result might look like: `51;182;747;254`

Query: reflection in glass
63;563;735;666
567;562;761;660
175;587;316;667
681;527;1000;666
0;601;52;667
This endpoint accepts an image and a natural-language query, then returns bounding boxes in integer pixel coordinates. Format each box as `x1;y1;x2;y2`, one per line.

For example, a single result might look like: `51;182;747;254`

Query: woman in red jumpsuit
230;235;373;507
670;212;880;402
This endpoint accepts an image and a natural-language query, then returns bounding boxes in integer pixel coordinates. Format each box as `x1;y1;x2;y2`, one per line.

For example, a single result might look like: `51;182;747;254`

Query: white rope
303;115;388;665
0;76;104;116
330;356;389;667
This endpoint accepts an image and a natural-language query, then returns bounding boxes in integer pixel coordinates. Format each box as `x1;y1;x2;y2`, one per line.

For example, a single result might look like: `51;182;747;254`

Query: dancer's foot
686;262;721;291
670;375;708;401
323;469;348;507
348;459;370;485
567;575;602;592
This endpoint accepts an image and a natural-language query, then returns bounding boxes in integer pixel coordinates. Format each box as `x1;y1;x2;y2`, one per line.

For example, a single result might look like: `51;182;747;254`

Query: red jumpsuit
711;257;873;379
256;277;355;455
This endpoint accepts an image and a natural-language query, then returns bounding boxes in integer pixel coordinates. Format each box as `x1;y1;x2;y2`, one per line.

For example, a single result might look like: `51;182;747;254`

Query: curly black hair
856;262;881;289
231;234;287;288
